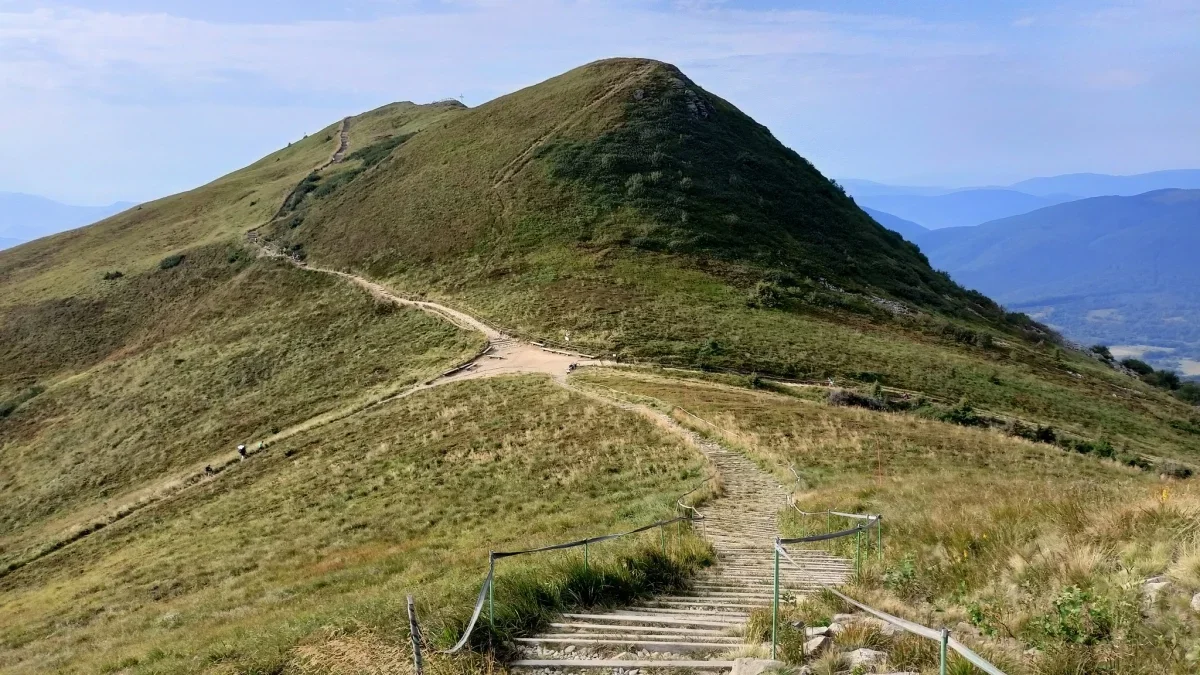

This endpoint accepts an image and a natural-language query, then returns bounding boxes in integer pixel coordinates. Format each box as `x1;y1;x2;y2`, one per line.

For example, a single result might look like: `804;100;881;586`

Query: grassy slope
0;247;482;574
272;57;1197;461
575;368;1200;674
0;102;483;578
0;377;707;674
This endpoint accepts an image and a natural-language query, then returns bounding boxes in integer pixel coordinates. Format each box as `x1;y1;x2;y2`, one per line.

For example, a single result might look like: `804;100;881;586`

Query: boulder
826;621;845;635
845;648;887;668
1142;578;1170;612
731;658;786;675
1191;593;1200;613
859;616;901;636
831;613;859;624
805;625;829;637
803;635;829;656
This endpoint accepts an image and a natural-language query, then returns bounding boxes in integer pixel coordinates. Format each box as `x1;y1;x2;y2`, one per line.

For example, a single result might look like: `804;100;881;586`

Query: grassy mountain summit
273;58;983;315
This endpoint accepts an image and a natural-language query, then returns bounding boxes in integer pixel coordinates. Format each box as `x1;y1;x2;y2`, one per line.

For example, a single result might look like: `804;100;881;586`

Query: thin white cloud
0;0;1196;201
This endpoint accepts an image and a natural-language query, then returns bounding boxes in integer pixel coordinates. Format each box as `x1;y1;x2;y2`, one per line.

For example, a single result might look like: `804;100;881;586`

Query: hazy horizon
3;0;1199;205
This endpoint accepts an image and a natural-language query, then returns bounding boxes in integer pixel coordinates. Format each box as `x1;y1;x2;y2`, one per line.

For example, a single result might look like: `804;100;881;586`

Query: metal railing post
939;628;949;675
660;523;666;554
877;515;883;564
584;540;589;571
488;553;495;630
855;527;862;577
772;539;780;661
407;595;424;675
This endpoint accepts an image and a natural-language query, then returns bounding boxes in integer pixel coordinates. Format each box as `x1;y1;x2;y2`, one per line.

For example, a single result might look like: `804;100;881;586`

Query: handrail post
877;515;883;564
407;594;424;675
939;627;949;675
660;523;666;554
584;540;589;571
772;539;780;661
488;553;495;630
855;527;862;578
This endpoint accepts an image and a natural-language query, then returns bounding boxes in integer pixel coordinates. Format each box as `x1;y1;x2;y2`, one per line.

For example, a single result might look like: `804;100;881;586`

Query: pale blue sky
2;0;1198;204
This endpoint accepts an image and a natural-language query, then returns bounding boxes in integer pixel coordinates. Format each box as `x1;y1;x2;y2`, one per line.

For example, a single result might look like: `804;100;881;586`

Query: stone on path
802;635;828;656
844;648;887;668
1192;592;1200;613
731;658;785;675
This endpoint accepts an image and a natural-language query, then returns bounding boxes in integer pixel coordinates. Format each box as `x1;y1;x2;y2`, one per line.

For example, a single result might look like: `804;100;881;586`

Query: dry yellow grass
573;367;1200;674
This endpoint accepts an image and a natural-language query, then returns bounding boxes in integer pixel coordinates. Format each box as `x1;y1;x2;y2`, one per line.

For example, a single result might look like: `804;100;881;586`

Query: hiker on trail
257;441;265;452
237;444;247;459
567;362;577;373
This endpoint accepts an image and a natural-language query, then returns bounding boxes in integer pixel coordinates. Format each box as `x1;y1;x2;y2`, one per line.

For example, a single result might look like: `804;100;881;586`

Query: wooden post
407;595;424;675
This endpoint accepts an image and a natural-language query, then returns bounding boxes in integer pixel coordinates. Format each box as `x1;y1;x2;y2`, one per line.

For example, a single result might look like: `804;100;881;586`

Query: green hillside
2;57;1199;674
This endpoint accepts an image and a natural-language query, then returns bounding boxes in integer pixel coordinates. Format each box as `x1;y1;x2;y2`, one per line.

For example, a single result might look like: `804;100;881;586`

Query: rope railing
773;541;1006;675
443;481;710;653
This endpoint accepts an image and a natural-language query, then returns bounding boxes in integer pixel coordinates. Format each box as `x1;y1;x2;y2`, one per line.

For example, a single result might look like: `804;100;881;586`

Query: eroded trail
510;397;852;672
264;251;852;672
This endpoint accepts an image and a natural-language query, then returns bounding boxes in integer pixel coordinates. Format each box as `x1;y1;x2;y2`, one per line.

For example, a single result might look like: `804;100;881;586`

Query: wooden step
510;659;736;670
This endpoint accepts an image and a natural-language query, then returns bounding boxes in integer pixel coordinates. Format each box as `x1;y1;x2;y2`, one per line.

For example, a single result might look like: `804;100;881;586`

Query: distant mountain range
861;207;928;241
915;189;1200;372
0;192;133;248
857;189;1075;230
844;169;1200;230
1010;169;1200;198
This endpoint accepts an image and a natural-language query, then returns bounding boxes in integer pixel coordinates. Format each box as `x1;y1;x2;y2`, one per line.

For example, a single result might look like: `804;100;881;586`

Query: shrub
888;633;939;671
346;133;415;168
828;388;883;411
939;399;985;427
1156;461;1193;479
1176;382;1200;405
158;254;185;270
1146;369;1181;391
833;621;890;651
1037;586;1113;646
1121;358;1154;376
102;271;124;280
0;386;44;418
1090;344;1114;362
747;281;784;309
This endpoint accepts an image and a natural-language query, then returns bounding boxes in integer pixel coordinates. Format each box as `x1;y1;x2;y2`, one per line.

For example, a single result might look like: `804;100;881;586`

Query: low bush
347;132;415;168
939;398;986;427
746;281;784;309
102;271;123;280
1155;461;1193;479
158;254;185;270
828;388;884;411
1036;585;1113;646
0;385;44;418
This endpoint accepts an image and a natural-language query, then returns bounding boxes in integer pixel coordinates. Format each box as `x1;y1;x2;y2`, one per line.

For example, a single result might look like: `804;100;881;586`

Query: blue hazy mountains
916;189;1200;372
845;169;1200;230
0;192;133;250
848;171;1200;373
